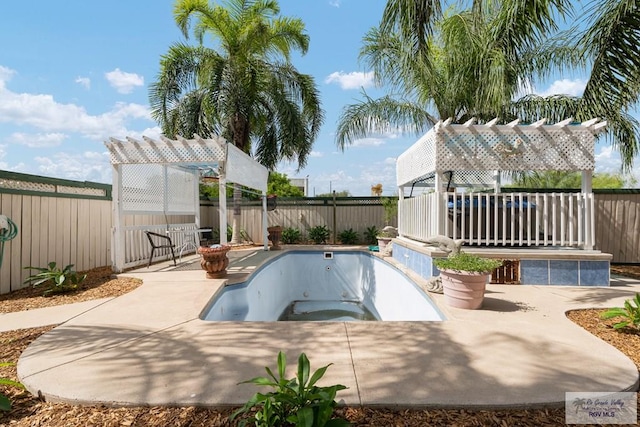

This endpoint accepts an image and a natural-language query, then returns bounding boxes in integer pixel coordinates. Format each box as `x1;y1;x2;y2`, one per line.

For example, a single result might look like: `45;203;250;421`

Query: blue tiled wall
394;244;610;286
520;260;549;285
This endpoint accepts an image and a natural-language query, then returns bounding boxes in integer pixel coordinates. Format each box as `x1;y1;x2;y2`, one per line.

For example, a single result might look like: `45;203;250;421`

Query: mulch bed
1;265;640;426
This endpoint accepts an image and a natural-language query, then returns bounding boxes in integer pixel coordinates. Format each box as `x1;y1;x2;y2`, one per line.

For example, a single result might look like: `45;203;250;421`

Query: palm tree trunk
230;183;241;244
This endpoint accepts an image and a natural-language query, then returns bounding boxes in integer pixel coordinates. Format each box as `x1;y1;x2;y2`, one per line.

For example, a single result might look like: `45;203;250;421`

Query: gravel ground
1;265;639;426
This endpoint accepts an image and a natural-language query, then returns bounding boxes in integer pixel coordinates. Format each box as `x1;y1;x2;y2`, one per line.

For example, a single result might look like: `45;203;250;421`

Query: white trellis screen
105;134;268;272
396;118;607;249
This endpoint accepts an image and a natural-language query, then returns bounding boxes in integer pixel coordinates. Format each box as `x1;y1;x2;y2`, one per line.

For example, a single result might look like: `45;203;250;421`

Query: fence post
332;191;337;244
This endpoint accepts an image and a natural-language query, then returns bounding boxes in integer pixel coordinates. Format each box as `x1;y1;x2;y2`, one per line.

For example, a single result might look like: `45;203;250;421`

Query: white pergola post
112;163;125;272
582;170;594;249
218;162;228;245
435;171;445;235
262;195;268;251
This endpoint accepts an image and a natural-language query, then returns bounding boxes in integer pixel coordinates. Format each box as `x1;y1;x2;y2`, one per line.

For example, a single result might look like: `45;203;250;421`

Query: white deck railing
399;192;595;249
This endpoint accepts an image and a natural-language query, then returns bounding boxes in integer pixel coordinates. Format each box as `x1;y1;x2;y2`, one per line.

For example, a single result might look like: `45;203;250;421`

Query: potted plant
376;197;399;251
267;225;283;250
376;227;397;252
433;251;502;309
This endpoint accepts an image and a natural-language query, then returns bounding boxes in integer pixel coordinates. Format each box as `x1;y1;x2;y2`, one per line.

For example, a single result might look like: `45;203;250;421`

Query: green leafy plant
23;262;87;296
338;228;359;245
1;362;24;411
376;229;395;239
380;197;398;225
308;225;330;245
282;227;302;244
212;225;233;242
601;293;640;330
230;351;349;427
433;251;502;274
363;226;379;245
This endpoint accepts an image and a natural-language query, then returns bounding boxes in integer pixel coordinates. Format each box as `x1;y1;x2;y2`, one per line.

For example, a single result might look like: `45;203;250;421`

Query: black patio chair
144;231;177;267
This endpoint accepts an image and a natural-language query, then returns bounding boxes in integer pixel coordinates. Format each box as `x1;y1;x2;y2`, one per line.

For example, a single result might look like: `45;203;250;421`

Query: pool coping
16;246;640;409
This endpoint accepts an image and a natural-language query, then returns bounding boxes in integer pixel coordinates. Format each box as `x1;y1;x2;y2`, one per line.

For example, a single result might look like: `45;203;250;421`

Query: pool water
201;250;444;322
278;300;377;321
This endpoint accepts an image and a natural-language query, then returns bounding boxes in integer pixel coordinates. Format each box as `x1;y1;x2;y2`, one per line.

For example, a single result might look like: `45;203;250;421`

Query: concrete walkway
12;247;640;409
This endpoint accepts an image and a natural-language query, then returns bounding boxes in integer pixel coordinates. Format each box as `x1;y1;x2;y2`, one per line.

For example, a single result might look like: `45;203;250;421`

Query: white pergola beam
581;118;599;127
531;118;547;128
485;117;499;127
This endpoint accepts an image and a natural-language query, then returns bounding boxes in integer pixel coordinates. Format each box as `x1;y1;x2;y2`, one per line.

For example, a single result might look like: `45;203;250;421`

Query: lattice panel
414;171;496;188
0;178;56;193
226;143;268;193
56;186;106;196
396;131;437;186
166;166;197;213
106;136;226;164
397;120;600;187
438;125;595;171
121;164;165;212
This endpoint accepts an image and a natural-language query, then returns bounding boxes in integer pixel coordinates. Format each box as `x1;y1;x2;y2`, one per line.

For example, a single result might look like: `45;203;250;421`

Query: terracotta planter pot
198;245;231;279
377;237;392;252
439;269;490;309
267;226;283;250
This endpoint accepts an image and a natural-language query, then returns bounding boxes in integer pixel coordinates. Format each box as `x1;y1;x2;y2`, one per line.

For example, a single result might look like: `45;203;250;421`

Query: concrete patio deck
13;247;640;409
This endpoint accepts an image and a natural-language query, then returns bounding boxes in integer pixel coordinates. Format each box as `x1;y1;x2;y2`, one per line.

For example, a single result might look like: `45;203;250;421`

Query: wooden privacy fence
199;197;396;245
1;170;640;294
0;171;112;295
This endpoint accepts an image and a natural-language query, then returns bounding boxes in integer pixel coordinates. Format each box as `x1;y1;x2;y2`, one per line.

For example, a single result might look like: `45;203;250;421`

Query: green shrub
363;226;379;245
282;227;302;244
308;225;330;244
601;293;640;330
338;228;359;245
230;351;349;427
433;251;502;273
23;262;87;297
1;362;24;411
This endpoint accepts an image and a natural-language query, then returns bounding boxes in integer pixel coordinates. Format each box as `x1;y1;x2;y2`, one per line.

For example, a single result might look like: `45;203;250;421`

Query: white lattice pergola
397;117;607;192
396;118;608;249
105;134;268;272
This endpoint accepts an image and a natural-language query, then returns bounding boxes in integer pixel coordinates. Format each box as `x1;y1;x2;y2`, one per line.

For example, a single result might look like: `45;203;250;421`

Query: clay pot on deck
198;245;231;279
267;226;283;250
439;269;490;310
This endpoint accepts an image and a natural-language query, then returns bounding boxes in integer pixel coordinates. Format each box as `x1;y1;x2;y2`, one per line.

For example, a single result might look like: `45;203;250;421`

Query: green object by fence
0;216;18;269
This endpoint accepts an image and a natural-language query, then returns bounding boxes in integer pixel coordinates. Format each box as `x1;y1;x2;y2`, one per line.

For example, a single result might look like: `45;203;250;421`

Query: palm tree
508;0;640;170
337;0;640;171
150;0;323;242
336;0;572;149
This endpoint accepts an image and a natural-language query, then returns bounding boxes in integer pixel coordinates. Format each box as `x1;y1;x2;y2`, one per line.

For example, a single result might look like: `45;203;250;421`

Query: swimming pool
201;250;445;321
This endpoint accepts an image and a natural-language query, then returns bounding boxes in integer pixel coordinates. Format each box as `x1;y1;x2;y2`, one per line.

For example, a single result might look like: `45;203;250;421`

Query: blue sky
0;0;637;196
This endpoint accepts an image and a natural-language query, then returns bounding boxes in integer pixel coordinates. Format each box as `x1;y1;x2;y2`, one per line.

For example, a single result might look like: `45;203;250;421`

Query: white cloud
0;83;152;139
9;132;67;148
75;76;91;90
594;145;621;173
0;65;15;89
310;151;323;158
325;71;374;90
104;68;144;94
536;78;587;97
34;151;112;183
329;0;341;7
351;137;385;148
383;157;396;165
